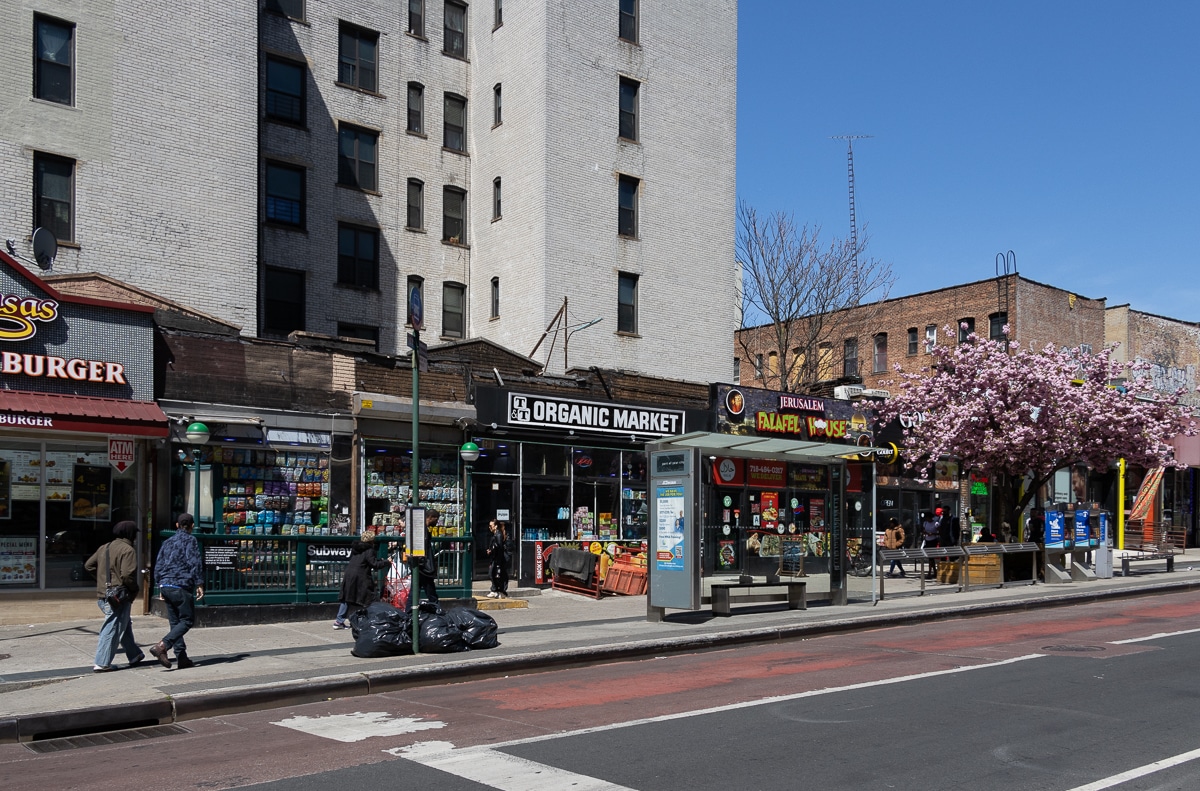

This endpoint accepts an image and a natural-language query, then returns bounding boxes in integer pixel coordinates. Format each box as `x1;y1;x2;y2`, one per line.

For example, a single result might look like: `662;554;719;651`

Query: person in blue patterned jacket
150;513;204;669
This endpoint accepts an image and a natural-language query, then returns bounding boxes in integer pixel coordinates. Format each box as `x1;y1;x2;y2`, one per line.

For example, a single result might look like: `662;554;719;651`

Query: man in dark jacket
150;513;204;669
84;521;143;672
402;508;441;612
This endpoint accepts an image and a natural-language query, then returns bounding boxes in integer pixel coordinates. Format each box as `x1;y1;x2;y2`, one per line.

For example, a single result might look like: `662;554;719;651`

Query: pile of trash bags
349;600;500;658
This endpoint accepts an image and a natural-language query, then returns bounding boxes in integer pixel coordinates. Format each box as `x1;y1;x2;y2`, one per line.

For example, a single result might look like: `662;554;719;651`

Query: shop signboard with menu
0;536;36;583
71;463;113;521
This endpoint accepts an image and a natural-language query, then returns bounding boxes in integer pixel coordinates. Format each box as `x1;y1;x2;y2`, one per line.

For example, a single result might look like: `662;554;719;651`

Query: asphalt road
8;590;1200;791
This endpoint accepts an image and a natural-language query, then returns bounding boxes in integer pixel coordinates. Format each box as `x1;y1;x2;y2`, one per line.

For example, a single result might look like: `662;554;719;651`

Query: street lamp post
185;422;210;529
459;441;480;587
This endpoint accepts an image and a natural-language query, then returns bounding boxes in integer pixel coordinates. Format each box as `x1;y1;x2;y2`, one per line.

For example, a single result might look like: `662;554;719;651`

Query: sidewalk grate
1041;644;1106;653
25;724;190;753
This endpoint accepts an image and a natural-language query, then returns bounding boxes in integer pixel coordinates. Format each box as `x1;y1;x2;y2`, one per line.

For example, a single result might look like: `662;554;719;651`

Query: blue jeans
95;598;140;668
160;587;195;656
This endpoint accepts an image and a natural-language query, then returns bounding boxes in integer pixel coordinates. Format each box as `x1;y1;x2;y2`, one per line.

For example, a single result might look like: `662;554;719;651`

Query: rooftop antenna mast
831;134;872;270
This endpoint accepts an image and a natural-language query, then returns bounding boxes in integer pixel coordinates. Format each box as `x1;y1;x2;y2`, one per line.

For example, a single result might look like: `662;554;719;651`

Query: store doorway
472;475;516;579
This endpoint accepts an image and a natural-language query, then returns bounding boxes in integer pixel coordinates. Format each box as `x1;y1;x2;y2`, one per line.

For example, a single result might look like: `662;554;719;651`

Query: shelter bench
710;580;806;616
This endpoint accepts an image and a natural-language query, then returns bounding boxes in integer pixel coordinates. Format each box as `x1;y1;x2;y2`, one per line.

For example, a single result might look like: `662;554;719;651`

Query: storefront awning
0;390;169;437
651;431;857;461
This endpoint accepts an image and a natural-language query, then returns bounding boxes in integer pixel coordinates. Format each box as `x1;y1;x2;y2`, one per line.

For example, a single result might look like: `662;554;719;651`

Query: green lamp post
185;422;209;528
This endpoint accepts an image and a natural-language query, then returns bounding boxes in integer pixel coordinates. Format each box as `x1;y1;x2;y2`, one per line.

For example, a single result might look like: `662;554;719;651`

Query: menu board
0;460;9;519
4;450;74;501
778;535;806;577
0;536;36;583
71;464;113;521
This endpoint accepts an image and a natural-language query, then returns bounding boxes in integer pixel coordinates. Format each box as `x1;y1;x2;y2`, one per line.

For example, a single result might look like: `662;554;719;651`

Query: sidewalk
1;561;1196;744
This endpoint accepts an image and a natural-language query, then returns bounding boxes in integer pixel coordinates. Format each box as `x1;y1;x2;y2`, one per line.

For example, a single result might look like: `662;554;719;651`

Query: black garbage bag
443;607;500;649
351;601;413;657
417;611;469;653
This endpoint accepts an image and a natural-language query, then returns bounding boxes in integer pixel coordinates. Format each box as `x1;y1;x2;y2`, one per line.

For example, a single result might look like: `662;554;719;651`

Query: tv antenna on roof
831;135;872;269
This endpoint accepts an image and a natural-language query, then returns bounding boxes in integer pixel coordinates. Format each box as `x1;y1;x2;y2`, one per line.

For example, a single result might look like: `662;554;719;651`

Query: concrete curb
7;575;1197;744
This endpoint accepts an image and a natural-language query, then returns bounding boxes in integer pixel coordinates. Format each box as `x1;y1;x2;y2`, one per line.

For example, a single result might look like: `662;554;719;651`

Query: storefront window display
363;441;465;537
0;440;138;588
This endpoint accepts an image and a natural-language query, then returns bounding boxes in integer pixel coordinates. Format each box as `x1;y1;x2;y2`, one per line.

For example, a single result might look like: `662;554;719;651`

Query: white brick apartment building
1;0;737;383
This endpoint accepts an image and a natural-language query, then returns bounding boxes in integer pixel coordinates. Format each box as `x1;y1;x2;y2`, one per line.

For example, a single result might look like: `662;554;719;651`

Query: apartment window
407;276;424;327
338;23;378;93
843;338;858;378
490;277;500;318
443;186;465;243
494;0;503;28
924;324;937;353
619;77;639;141
492;178;502;220
407;83;424;134
264;162;305;227
442;282;465;338
733;358;741;384
406;178;424;229
873;333;888;373
263;267;305;337
337;224;379;289
34;153;74;243
906;327;918;355
265;56;305;124
989;312;1008;341
444;1;467;58
338;125;378;191
493;83;502;126
34;16;74;105
618;272;638;334
619;0;638;43
754;354;764;379
266;0;305;21
337;323;379;350
618;174;639;237
817;343;834;380
958;317;975;344
408;0;425;36
444;94;466;152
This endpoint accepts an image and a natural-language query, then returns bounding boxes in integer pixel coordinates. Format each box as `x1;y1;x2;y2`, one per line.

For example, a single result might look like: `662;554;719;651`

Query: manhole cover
1041;644;1106;652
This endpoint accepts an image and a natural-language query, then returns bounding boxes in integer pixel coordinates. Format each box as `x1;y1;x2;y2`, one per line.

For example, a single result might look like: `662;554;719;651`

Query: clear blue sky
737;1;1200;319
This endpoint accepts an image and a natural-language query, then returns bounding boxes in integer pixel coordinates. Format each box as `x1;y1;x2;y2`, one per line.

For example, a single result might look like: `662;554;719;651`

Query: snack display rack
365;453;464;536
216;448;331;535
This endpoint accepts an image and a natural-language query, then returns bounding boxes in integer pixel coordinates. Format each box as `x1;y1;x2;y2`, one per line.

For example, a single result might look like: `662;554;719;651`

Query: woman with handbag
83;521;144;672
486;520;511;599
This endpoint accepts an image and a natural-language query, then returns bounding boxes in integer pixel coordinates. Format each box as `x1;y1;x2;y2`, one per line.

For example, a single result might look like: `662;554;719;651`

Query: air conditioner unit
861;388;891;399
833;385;864;400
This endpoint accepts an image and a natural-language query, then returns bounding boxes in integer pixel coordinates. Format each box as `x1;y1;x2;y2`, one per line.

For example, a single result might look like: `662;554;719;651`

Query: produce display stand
545;545;604;599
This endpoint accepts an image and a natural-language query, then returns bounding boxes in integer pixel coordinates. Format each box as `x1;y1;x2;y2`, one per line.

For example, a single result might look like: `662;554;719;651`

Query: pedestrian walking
84;521;144;672
333;536;390;629
486;520;511;598
921;511;941;578
883;517;906;577
150;513;204;669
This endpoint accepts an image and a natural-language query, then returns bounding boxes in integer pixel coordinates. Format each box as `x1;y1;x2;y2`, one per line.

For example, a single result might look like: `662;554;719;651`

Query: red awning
0;391;169;437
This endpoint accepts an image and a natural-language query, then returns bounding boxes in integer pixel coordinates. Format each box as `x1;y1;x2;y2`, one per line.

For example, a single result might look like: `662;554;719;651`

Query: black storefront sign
477;387;690;438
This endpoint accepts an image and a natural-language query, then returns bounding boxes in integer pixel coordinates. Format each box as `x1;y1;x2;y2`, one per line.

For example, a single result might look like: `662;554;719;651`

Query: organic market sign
507;392;684;437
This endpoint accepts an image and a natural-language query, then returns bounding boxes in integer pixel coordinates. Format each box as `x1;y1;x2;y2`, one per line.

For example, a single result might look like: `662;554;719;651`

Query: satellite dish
31;227;57;271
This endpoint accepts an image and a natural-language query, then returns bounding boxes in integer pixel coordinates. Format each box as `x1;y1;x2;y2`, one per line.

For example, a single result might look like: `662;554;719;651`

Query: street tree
876;325;1195;527
736;201;894;392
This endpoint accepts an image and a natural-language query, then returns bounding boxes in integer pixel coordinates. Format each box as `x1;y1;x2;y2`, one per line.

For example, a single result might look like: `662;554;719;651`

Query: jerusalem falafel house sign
506;393;685;437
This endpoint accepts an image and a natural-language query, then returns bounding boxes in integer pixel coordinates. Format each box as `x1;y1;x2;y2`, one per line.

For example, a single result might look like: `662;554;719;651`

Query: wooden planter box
966;553;1002;585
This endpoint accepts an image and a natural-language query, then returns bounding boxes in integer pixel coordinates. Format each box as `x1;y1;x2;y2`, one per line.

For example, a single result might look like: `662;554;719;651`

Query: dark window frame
407;82;424;134
407;178;424;230
265;0;306;22
494;0;503;29
843;338;858;378
265;55;306;125
619;77;639;141
619;0;638;43
264;161;306;228
493;83;502;127
443;93;467;152
408;0;425;37
442;186;466;244
34;15;74;106
337;124;379;192
989;312;1008;341
33;152;74;243
490;276;500;318
444;0;467;58
958;317;975;344
618;174;639;238
492;177;502;220
337;322;380;350
906;327;919;356
442;281;465;338
262;266;306;337
337;22;379;93
337;223;380;290
617;272;638;334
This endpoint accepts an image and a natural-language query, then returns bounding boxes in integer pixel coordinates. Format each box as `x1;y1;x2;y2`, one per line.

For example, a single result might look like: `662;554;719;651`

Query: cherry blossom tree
875;326;1196;526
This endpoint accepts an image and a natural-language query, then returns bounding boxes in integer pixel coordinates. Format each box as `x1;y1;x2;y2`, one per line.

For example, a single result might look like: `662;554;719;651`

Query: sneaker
332;621;348;630
128;653;146;668
486;592;499;598
93;665;118;673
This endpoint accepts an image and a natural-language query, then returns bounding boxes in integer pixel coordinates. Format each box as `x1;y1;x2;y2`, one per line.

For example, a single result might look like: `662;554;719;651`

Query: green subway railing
157;532;474;605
